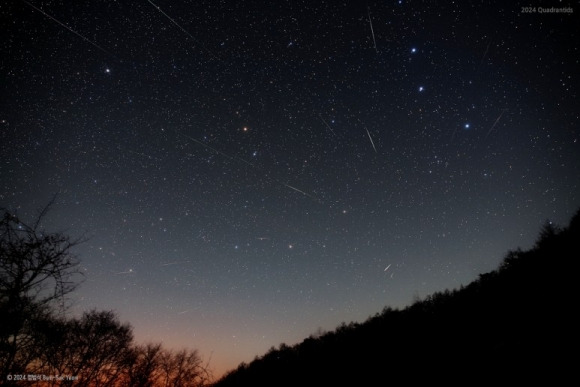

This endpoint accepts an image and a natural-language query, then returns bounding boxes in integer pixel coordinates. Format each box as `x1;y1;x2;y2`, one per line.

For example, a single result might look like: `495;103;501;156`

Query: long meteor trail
147;0;218;59
485;110;507;139
318;114;337;136
21;0;115;58
365;128;378;153
283;183;317;200
367;7;378;53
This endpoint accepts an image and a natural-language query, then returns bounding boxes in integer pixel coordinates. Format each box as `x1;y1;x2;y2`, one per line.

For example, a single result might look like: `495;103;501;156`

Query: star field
1;0;579;378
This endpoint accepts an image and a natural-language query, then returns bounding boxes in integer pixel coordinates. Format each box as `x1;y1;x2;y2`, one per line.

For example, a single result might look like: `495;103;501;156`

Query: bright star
418;86;424;92
411;47;417;53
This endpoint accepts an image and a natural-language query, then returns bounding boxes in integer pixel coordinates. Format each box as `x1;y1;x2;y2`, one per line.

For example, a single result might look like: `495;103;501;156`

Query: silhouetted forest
215;210;578;386
0;203;211;387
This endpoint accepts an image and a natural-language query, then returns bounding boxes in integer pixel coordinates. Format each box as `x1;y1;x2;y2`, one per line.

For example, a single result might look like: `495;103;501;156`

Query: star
411;47;417;53
418;86;424;92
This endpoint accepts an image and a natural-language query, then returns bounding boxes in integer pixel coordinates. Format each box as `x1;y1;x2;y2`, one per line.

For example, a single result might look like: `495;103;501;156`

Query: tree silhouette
159;347;209;387
127;343;165;387
0;201;83;378
1;202;213;385
50;311;134;386
127;343;211;387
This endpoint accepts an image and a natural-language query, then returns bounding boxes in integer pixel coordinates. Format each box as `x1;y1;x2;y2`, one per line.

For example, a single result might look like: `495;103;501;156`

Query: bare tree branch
0;201;84;377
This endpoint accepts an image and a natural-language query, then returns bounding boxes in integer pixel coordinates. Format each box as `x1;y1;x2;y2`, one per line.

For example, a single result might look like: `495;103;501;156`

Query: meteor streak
485;110;507;139
318;114;336;136
115;269;134;275
480;38;492;65
283;183;317;200
128;150;161;161
367;7;378;53
160;262;180;267
147;0;218;59
21;0;115;58
365;128;378;153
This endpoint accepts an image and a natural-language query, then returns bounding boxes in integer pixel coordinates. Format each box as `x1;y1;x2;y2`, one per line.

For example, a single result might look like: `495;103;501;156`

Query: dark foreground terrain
215;211;578;386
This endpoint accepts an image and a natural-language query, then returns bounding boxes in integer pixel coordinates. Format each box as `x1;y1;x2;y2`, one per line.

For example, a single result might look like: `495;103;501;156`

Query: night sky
1;0;579;378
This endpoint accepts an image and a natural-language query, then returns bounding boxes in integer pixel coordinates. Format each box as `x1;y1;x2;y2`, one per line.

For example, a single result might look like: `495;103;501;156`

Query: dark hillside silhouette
215;210;579;386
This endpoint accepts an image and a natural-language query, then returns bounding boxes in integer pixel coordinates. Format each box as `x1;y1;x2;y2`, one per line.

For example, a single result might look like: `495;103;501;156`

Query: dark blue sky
1;0;578;377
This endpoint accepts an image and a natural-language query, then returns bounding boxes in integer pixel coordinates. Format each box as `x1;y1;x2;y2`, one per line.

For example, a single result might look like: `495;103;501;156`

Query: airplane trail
365;128;378;153
147;0;218;59
21;0;115;58
485;110;507;139
367;7;378;53
318;114;336;136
